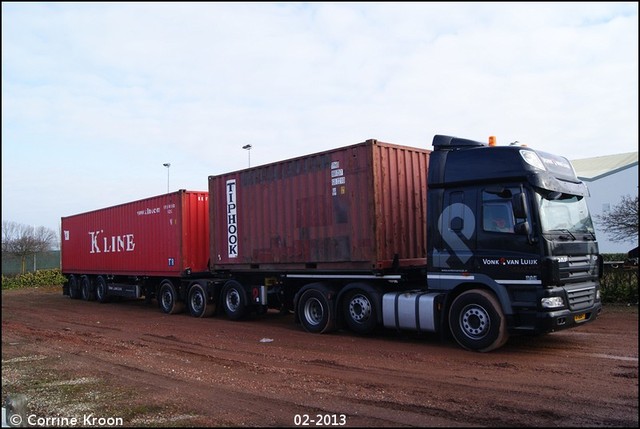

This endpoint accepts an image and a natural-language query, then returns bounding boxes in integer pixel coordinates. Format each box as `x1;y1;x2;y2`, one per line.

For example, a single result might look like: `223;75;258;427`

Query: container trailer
61;191;209;311
61;135;602;352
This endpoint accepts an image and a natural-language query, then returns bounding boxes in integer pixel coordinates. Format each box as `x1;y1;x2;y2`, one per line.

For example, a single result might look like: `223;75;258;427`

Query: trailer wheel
188;283;215;318
298;288;336;334
448;289;508;352
68;275;81;300
95;276;109;303
342;289;378;334
81;276;95;301
222;281;247;320
159;280;184;314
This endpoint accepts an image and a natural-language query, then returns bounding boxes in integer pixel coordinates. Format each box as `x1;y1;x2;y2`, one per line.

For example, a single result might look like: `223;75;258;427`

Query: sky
2;2;638;238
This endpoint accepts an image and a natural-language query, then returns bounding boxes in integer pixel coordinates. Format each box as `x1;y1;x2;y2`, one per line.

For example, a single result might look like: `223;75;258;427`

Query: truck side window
483;193;515;233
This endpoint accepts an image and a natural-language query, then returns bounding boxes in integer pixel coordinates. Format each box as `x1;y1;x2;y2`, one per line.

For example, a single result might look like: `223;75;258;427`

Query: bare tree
1;221;20;252
2;221;58;274
595;195;639;243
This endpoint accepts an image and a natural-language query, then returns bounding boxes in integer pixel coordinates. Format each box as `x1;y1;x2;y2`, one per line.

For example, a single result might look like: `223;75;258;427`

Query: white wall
583;165;639;255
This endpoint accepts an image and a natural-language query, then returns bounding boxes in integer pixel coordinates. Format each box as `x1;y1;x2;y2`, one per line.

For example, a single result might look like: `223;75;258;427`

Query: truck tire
342;288;378;334
81;276;95;301
448;289;508;352
158;280;184;314
298;288;336;334
222;280;247;320
188;282;215;318
95;276;110;303
68;275;81;300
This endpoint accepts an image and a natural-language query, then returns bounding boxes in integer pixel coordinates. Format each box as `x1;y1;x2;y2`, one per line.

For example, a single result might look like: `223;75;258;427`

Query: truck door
476;186;538;278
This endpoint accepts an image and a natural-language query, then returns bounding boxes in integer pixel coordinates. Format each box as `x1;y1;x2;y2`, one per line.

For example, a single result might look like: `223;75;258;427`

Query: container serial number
293;414;347;426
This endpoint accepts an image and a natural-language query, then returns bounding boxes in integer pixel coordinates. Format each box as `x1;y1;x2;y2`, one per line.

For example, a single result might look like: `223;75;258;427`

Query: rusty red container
61;190;209;277
209;139;430;271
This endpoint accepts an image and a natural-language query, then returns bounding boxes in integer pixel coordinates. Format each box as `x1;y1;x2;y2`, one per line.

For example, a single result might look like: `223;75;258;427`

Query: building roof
571;152;638;181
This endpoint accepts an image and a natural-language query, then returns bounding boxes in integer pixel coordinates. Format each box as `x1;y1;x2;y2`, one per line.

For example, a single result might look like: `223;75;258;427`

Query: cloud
2;2;637;233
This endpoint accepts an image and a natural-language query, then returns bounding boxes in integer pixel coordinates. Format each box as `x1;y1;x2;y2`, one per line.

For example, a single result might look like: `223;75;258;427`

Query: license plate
574;313;587;322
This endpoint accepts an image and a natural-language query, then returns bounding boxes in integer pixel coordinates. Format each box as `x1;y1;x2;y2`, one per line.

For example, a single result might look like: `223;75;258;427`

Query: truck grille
558;255;595;283
566;285;596;310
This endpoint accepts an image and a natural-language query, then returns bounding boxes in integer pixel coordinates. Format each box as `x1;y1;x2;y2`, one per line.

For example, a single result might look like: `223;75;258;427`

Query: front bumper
534;302;602;334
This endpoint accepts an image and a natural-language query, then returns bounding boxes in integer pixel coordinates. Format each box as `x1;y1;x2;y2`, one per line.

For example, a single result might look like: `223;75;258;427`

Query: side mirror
512;193;528;219
515;221;537;244
515;221;530;235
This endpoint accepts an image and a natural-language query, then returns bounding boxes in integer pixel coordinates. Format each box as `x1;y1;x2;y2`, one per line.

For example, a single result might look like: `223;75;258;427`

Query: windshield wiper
551;229;576;240
577;229;596;240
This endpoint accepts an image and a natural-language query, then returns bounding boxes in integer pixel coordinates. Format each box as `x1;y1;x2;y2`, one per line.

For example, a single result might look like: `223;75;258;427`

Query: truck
61;135;603;352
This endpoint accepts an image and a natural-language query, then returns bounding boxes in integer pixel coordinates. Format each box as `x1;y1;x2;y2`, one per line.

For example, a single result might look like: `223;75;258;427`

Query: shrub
1;269;67;290
600;269;639;305
602;253;627;262
599;253;638;305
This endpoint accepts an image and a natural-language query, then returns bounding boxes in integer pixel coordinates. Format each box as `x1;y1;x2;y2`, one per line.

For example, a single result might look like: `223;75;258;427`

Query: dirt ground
2;286;638;428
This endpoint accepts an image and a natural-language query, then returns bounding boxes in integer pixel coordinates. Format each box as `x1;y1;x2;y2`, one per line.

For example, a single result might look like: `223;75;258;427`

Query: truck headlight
541;296;564;309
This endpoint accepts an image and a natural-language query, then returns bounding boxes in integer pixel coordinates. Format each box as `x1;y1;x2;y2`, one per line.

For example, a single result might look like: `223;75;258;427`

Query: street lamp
242;144;252;167
163;163;171;193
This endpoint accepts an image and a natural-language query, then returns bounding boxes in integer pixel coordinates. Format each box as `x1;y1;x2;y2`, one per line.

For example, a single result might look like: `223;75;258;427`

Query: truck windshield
537;191;595;234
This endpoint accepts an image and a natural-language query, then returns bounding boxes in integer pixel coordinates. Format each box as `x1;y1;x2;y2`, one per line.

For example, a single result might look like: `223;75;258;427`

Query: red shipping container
61;190;209;277
209;140;430;271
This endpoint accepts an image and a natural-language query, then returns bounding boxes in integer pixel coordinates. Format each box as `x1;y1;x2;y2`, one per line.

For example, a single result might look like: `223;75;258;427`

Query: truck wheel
81;276;95;301
159;280;184;314
448;289;508;352
95;276;110;303
298;288;336;334
343;289;377;334
68;275;81;299
222;281;247;320
188;283;215;318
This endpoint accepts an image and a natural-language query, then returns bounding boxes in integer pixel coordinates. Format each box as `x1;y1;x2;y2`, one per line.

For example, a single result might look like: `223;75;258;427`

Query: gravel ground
2;286;638;427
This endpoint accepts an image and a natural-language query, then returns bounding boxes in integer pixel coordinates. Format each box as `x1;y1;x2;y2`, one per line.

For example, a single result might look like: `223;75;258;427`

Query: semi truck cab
425;135;602;351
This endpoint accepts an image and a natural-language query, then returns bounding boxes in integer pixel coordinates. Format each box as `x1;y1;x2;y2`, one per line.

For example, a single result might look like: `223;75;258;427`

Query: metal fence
1;251;60;276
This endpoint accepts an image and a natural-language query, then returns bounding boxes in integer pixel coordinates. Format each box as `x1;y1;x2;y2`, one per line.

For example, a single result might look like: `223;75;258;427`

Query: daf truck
62;135;602;352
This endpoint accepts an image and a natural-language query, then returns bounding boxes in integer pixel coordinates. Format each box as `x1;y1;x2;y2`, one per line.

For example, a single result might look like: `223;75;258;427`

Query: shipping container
209;139;430;272
61;190;209;277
